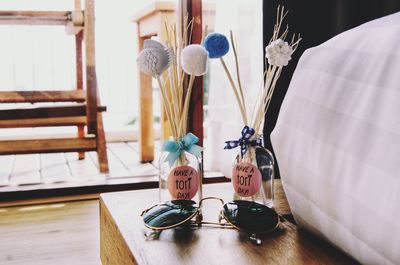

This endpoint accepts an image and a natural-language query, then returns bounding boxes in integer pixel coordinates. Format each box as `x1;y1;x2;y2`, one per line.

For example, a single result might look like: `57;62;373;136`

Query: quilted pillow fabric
271;12;400;265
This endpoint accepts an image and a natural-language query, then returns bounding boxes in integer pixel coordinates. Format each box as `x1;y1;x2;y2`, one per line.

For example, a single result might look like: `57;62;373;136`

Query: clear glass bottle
159;145;202;203
231;135;275;207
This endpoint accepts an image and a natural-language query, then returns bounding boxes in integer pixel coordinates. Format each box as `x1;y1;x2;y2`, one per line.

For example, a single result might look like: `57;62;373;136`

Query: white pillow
271;12;400;265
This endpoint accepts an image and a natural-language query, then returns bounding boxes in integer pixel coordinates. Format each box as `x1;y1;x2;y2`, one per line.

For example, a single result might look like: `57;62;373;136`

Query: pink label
232;162;262;197
167;165;199;200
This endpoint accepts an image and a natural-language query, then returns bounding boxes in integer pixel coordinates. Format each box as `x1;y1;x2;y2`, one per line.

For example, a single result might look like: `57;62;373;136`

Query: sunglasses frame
141;197;280;244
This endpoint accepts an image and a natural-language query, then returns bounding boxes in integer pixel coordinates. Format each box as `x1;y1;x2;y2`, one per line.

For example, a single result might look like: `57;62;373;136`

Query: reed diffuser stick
156;75;178;137
219;57;248;125
230;31;247;121
180;74;196;135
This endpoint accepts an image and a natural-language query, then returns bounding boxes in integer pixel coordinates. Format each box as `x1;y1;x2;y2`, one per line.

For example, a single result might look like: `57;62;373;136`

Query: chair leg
138;35;154;163
75;31;85;160
78;126;85;160
96;112;109;173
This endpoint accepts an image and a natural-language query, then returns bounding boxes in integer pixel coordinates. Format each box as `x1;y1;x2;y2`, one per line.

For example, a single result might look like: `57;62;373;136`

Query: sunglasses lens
223;200;279;233
143;200;198;230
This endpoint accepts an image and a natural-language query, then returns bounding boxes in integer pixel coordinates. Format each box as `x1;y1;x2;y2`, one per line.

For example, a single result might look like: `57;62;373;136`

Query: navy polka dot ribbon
224;126;262;157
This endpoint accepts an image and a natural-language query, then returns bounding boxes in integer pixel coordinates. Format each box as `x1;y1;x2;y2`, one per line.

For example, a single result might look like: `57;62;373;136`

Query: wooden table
100;180;359;265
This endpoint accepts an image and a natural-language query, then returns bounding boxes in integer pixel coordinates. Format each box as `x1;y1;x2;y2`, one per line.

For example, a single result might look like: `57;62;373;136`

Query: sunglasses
141;197;279;245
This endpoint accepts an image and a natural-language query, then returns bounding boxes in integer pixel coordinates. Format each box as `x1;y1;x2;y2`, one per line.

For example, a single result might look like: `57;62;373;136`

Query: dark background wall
262;0;400;177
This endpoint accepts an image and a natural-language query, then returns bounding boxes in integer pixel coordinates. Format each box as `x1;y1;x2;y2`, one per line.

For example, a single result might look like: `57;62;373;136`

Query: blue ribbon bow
162;133;203;166
224;126;262;157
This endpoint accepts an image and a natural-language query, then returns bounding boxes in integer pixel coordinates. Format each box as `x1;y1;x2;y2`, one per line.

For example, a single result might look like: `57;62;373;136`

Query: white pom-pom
265;39;293;67
181;44;208;76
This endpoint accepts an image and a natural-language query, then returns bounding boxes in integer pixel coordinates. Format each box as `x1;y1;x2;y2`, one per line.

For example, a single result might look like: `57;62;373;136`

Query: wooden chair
0;0;109;173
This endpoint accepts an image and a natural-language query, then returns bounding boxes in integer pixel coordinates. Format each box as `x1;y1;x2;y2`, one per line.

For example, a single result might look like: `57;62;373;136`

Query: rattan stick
254;67;283;133
201;25;208;45
157;75;177;137
168;49;179;120
250;69;268;126
219;57;248;125
180;74;196;135
252;66;277;130
254;72;278;131
230;30;247;122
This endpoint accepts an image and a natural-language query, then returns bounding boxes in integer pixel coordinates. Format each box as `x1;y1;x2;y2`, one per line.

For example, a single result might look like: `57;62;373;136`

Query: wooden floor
0;142;224;264
0;141;224;204
0;141;159;193
0;199;101;265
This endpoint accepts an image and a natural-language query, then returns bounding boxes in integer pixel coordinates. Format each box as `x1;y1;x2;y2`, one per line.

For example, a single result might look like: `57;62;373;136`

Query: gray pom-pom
137;40;171;77
143;39;165;50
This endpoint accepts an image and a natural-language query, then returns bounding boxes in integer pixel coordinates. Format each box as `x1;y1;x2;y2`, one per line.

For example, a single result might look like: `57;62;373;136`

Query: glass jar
231;135;275;207
159;147;202;204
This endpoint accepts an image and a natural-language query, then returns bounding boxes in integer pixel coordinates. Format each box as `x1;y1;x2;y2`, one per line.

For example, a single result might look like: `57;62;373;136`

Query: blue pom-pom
203;33;229;58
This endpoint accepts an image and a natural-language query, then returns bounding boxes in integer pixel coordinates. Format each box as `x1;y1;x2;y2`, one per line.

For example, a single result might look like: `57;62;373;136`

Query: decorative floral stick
137;20;208;167
204;33;248;125
204;6;301;159
180;44;208;133
252;7;301;133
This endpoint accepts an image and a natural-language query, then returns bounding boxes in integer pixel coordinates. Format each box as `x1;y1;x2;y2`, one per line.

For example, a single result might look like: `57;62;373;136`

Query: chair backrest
0;0;99;134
